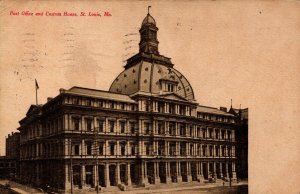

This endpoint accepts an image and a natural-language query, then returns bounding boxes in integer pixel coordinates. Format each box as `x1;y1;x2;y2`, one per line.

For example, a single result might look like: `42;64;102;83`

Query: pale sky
0;1;299;193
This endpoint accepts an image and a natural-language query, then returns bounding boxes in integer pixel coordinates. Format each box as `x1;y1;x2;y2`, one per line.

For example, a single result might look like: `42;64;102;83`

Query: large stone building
0;132;20;179
17;12;246;192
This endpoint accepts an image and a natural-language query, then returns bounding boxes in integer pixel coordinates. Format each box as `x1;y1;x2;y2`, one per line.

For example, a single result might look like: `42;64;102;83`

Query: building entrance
181;162;187;182
191;162;197;181
159;162;166;183
109;165;116;186
147;162;155;184
98;165;105;187
170;162;177;182
203;163;208;180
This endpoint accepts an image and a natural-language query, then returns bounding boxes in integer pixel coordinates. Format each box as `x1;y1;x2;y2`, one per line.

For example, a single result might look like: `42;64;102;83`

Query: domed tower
109;9;195;102
139;12;159;54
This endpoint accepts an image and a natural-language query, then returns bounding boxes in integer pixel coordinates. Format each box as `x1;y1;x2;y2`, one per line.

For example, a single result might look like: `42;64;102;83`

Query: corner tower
109;8;195;101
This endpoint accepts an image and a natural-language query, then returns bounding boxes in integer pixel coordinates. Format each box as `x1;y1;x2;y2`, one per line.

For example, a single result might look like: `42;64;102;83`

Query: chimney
220;107;227;112
47;97;53;102
59;88;65;94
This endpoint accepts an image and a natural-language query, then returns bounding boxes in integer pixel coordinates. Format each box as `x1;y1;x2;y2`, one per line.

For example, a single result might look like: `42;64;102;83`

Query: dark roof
65;86;136;103
197;105;234;116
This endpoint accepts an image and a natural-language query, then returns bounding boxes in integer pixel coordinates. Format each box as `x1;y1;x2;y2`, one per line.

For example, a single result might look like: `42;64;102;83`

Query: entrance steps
102;186;121;192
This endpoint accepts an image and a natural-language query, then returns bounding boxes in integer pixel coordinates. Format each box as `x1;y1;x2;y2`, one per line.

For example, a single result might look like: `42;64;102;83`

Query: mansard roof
64;86;136;103
197;105;235;116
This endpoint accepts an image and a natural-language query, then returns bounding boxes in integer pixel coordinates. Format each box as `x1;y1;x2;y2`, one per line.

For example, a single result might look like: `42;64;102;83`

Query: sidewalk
0;180;43;194
0;179;248;194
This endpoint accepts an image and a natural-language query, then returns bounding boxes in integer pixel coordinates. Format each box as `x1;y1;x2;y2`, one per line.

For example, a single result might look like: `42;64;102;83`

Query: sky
0;1;300;193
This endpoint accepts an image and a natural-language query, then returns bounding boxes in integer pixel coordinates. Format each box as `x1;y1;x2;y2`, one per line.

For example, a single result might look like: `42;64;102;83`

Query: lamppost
92;127;100;194
69;138;73;194
225;133;232;187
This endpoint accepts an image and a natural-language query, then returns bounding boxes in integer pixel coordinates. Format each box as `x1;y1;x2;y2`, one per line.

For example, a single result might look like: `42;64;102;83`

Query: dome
142;14;156;26
109;61;195;101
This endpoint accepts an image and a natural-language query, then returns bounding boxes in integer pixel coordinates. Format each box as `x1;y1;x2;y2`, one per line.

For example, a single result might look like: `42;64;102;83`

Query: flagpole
36;86;38;105
35;79;39;105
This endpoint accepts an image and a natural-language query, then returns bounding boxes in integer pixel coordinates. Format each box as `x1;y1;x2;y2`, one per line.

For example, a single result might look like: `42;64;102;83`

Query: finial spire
230;99;232;108
148;6;151;14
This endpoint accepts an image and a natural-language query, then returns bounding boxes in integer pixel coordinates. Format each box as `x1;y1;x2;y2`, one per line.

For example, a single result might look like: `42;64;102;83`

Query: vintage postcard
0;1;299;194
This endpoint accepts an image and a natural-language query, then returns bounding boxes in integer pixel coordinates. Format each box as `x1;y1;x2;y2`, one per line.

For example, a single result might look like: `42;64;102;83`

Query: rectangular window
202;145;206;156
209;128;213;139
197;127;201;138
169;122;176;136
99;143;104;156
221;130;225;139
180;142;186;156
98;120;104;132
120;121;126;133
86;143;92;155
158;121;165;135
74;145;79;155
190;126;193;137
157;101;164;113
73;98;79;105
228;131;232;140
120;143;126;156
110;143;115;155
169;142;176;156
98;100;103;107
131;143;135;155
144;122;150;134
145;143;150;155
86;99;91;106
130;122;136;134
202;129;206;138
169;103;176;114
180;124;186;136
73;118;80;131
215;130;219;139
190;144;194;156
120;103;125;110
209;146;213;156
131;104;135;111
86;119;92;131
109;121;115;133
216;147;219;156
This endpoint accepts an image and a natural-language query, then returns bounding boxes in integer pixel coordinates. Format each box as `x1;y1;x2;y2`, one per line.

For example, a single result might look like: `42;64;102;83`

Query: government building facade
17;12;246;193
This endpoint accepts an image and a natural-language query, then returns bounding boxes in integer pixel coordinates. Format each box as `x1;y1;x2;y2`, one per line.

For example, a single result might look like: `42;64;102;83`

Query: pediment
26;105;41;116
157;92;188;101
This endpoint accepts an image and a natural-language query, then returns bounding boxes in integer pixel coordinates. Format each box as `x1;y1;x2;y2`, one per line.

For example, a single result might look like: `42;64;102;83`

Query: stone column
126;163;132;186
116;141;120;157
81;139;85;156
64;114;69;130
219;162;223;179
116;163;121;185
153;162;160;184
176;162;182;182
105;140;109;156
93;165;97;187
81;165;86;188
213;162;217;179
208;163;212;179
225;163;229;178
105;164;110;187
139;162;148;185
186;162;192;182
126;141;130;156
232;162;237;180
64;163;71;192
166;162;172;183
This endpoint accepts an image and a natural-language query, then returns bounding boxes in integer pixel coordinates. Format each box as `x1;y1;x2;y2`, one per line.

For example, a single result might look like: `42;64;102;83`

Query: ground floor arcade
64;160;237;191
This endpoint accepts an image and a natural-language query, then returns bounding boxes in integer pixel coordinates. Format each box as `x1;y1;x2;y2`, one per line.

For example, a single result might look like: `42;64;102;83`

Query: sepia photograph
0;1;299;194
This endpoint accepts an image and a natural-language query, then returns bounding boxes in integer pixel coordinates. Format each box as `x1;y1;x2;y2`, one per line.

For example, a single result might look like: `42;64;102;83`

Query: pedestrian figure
223;181;225;186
